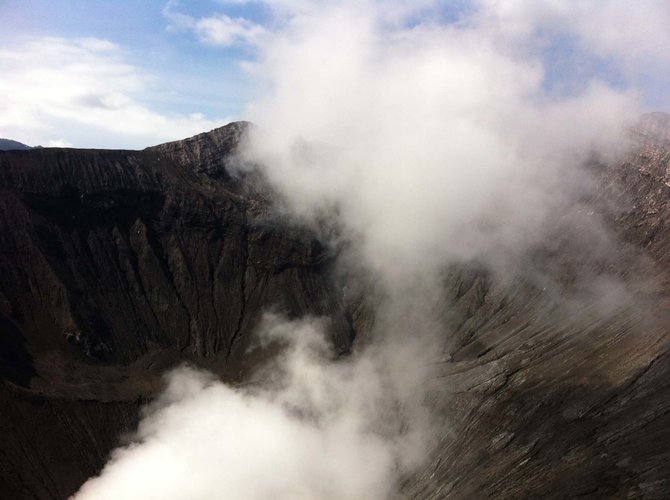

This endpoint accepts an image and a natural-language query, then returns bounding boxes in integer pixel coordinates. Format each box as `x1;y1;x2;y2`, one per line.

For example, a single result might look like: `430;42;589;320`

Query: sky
0;1;669;149
0;0;264;148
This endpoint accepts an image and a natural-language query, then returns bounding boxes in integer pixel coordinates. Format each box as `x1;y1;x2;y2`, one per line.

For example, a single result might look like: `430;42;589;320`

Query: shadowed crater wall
2;116;670;498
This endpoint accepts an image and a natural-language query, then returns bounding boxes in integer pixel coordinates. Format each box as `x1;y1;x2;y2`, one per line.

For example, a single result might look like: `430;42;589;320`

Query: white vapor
74;1;669;499
74;315;407;500
242;1;640;286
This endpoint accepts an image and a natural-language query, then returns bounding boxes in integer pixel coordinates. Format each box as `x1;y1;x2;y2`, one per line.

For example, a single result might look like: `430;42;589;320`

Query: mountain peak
146;121;250;177
0;138;30;151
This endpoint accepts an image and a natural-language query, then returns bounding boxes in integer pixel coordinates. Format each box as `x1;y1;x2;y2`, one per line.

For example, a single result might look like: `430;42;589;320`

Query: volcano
2;115;670;498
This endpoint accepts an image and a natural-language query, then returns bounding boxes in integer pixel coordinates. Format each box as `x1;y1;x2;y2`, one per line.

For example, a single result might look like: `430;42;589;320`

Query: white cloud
475;0;670;80
241;1;641;285
195;14;266;46
46;138;74;148
164;1;266;47
165;0;670;104
0;37;229;148
482;0;670;51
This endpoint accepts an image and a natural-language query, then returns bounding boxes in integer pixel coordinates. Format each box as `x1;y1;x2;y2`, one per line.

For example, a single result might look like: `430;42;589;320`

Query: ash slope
405;112;670;499
2;116;670;498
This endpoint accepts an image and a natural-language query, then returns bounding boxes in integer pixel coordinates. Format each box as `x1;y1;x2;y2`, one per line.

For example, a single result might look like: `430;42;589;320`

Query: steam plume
74;1;666;499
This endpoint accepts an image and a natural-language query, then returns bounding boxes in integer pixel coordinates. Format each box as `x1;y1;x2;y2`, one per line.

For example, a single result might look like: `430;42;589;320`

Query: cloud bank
0;37;229;149
164;1;267;47
74;1;669;499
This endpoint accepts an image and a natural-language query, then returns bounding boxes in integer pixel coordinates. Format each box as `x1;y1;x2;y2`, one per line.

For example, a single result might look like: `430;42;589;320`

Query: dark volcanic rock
3;116;670;499
402;113;670;499
0;123;353;498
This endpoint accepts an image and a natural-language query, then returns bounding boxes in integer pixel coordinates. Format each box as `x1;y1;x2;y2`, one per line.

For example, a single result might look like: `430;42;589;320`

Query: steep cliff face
3;116;670;499
0;123;354;498
403;114;670;499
